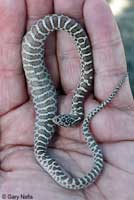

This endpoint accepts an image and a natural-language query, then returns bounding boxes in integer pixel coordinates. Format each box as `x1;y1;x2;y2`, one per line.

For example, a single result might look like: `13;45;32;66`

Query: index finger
84;0;133;106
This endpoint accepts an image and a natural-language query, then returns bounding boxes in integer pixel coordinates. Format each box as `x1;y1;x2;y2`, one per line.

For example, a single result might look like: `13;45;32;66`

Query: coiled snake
22;14;127;190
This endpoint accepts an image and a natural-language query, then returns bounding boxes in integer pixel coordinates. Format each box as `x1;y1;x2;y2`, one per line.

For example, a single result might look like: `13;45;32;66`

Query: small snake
22;14;127;190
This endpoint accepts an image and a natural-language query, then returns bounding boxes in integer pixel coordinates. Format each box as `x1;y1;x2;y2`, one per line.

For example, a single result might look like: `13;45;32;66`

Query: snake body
22;14;127;190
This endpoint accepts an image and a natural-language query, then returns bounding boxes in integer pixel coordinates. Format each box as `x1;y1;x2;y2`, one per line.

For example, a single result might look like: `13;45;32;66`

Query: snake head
52;114;82;127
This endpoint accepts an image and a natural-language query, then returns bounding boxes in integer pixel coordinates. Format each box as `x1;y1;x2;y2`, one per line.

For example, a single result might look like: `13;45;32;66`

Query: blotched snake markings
22;14;127;190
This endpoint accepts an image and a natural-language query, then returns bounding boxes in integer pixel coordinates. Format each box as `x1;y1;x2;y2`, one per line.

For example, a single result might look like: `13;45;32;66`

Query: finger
25;0;59;87
26;0;53;29
56;94;134;142
0;0;27;115
84;0;133;107
54;0;85;93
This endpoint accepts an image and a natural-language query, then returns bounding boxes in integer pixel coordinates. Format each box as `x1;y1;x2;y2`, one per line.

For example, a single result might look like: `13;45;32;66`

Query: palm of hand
0;0;134;199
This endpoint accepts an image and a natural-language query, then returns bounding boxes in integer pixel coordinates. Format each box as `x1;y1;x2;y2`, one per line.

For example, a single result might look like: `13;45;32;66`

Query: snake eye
56;118;59;122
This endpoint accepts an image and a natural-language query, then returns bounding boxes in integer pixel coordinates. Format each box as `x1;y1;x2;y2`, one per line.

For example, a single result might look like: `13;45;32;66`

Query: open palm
0;0;134;199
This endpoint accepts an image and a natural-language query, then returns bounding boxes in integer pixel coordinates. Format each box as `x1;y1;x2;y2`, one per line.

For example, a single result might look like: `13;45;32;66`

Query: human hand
0;0;134;199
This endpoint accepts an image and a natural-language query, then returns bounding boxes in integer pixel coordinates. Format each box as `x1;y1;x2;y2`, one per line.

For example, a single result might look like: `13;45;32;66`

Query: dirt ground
108;0;134;96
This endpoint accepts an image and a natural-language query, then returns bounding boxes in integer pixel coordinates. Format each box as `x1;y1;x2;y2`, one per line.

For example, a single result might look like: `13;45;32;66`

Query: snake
22;14;127;190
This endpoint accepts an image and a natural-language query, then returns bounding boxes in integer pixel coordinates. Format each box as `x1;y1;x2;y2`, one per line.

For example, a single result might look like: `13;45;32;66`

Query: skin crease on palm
0;0;134;199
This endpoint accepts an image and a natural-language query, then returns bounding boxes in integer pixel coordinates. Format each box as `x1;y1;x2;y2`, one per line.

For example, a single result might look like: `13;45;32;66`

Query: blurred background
107;0;134;96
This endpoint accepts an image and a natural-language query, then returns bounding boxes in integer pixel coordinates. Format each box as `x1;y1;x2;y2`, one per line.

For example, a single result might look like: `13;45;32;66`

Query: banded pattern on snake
22;14;127;190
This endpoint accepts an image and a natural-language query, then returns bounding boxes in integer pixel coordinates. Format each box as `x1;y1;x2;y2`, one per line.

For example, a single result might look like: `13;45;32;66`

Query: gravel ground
108;0;134;96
